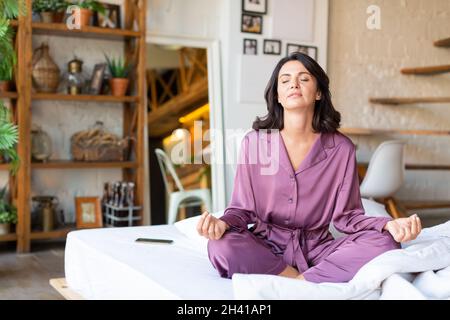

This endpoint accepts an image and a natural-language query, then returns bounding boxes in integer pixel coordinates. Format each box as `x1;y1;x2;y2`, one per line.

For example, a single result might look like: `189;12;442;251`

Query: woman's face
277;60;321;111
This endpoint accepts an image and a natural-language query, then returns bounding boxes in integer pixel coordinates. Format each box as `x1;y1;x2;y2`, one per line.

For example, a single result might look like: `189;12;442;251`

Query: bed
60;199;450;300
64;224;232;300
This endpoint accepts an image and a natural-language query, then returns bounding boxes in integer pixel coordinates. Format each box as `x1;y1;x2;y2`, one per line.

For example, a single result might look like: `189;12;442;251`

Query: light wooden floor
0;240;65;300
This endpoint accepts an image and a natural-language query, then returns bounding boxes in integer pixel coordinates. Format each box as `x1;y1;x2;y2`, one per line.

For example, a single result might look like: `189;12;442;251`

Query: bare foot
278;265;300;278
296;274;305;280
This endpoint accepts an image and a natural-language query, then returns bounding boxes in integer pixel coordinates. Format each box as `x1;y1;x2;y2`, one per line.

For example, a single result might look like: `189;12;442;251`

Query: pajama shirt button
288;198;293;203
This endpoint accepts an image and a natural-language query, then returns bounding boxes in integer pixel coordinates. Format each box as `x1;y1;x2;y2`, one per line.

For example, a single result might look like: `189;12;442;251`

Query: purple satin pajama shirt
208;130;400;283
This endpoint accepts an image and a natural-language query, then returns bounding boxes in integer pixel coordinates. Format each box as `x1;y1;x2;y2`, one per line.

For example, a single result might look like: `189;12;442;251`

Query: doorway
145;36;225;224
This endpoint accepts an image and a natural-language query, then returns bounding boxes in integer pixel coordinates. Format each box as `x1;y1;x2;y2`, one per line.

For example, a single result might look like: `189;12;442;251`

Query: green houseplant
32;0;68;23
0;38;13;91
69;0;105;27
0;185;17;235
105;54;133;96
0;0;22;173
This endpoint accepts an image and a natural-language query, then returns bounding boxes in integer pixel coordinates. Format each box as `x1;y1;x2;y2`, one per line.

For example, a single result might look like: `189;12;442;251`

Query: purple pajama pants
207;228;400;283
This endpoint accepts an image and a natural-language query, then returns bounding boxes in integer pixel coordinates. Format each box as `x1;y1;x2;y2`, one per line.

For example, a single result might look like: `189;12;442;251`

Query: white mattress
65;225;233;300
65;199;393;300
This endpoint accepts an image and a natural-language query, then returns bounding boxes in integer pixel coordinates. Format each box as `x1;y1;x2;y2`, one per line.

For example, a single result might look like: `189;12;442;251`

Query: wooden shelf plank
0;91;18;99
403;200;450;210
0;163;11;170
341;127;450;136
369;97;450;105
434;37;450;47
0;232;18;242
401;65;450;75
359;162;450;171
32;160;138;169
32;22;141;40
32;93;139;103
30;227;74;240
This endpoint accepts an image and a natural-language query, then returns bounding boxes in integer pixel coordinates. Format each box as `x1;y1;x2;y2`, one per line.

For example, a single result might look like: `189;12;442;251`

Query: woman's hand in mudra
196;211;229;240
383;214;422;243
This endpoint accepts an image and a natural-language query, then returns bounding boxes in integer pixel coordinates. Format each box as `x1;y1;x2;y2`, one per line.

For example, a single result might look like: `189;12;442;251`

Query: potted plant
70;0;105;27
0;23;15;92
32;0;68;23
0;73;11;92
105;54;133;96
0;185;17;235
0;0;20;173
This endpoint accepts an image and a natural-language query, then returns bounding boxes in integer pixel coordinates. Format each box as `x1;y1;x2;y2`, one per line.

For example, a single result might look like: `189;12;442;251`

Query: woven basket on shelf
70;126;130;162
32;43;60;93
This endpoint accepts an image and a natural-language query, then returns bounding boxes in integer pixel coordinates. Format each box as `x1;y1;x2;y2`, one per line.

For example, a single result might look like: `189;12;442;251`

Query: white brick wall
328;0;450;203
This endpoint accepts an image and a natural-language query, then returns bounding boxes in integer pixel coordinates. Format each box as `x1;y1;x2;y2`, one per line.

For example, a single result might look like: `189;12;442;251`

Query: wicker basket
32;43;60;93
70;126;130;162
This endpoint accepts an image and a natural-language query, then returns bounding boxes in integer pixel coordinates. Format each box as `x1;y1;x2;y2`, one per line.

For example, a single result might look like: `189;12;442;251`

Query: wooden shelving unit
341;127;450;136
434;37;450;48
0;91;19;99
32;22;141;40
400;64;450;75
32;93;139;103
30;227;74;240
2;0;147;253
31;160;138;169
0;232;18;241
369;97;450;105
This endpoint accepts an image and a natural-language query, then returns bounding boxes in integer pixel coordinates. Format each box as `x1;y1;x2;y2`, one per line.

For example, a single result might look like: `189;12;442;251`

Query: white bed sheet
65;225;233;300
65;198;393;300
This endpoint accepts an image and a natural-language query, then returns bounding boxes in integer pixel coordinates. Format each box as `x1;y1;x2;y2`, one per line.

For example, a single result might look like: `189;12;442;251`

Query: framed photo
241;13;263;34
263;39;281;55
88;63;107;95
75;197;103;229
242;0;267;14
243;38;257;55
286;43;318;60
93;3;121;29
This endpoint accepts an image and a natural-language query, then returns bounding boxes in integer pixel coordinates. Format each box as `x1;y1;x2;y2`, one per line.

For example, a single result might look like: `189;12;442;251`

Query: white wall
328;0;450;205
146;0;329;207
221;0;329;199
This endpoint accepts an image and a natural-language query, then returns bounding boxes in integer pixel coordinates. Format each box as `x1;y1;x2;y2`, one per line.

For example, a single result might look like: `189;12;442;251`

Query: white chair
154;148;212;224
360;140;406;219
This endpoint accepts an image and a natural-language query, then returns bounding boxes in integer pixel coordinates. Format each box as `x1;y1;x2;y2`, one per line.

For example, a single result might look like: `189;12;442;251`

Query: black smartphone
135;238;173;244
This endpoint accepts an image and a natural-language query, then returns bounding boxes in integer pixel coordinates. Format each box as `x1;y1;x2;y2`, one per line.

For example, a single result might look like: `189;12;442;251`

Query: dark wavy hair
252;52;341;133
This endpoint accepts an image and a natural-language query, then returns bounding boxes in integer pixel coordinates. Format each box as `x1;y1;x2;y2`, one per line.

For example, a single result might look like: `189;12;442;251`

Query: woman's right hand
196;211;229;240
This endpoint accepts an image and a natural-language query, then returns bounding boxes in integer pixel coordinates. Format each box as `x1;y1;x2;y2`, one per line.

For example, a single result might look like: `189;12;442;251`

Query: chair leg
202;191;212;213
168;195;181;224
385;197;407;219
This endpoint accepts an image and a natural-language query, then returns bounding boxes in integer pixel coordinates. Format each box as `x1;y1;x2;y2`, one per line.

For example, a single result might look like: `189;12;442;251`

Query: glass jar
61;57;88;95
31;124;52;162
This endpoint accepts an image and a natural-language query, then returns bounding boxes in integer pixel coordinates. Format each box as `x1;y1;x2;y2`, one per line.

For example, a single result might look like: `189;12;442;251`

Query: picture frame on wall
93;3;121;29
242;0;267;14
243;38;257;55
241;13;263;34
286;43;318;60
75;197;103;229
88;63;107;95
263;39;281;55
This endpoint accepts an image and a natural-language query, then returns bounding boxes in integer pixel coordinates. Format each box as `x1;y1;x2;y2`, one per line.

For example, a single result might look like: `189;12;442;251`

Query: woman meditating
197;52;422;283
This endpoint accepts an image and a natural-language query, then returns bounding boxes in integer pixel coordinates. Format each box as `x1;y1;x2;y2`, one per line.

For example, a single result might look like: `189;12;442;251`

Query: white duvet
175;199;450;300
231;221;450;300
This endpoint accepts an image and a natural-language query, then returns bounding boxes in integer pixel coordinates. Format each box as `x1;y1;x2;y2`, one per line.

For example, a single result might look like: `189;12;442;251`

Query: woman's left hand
383;214;422;243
